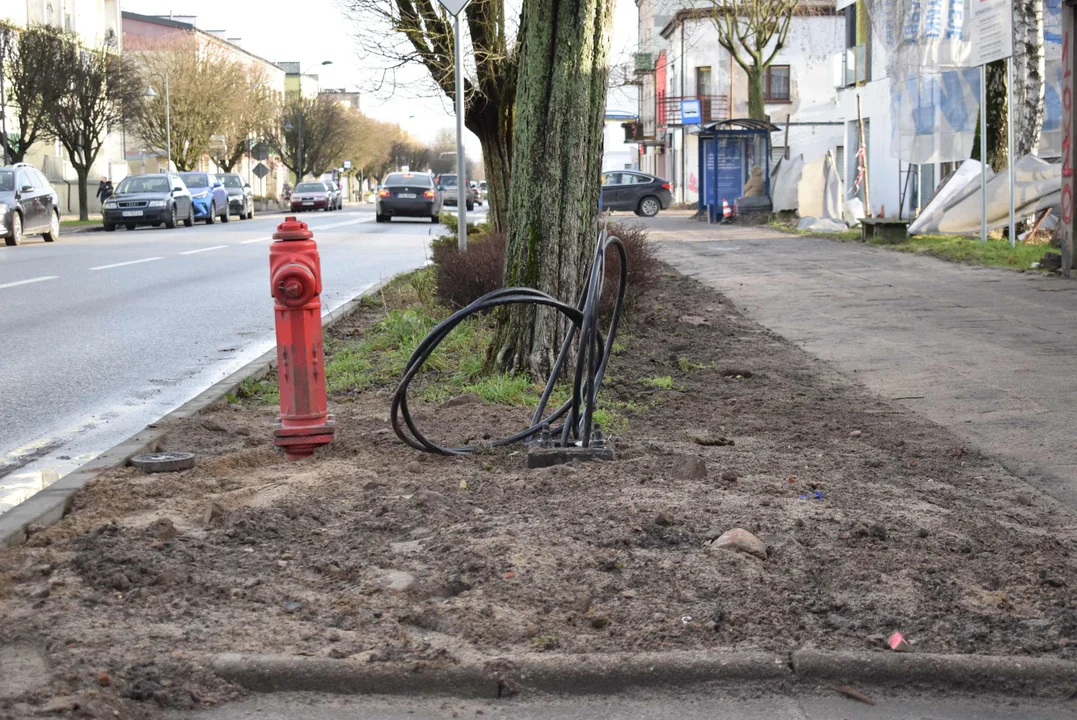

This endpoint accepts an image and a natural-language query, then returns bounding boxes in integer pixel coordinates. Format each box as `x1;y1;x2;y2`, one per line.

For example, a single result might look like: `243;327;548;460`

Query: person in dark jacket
96;177;113;204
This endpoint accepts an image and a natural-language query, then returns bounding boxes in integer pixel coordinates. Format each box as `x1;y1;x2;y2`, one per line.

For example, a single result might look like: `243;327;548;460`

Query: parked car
469;180;483;206
436;174;474;211
599;171;673;217
376;172;442;223
102;173;194;231
479;180;487;203
0;163;60;246
290;181;333;212
219;173;254;219
326;180;343;210
179;172;230;224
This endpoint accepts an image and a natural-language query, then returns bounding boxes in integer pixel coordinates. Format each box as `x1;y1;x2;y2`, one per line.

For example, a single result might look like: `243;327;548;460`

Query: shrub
431;221;661;316
433;232;506;309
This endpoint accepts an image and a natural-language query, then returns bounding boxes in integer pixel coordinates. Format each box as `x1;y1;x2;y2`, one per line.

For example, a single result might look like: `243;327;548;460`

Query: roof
122;11;283;73
660;2;836;38
698;118;781;133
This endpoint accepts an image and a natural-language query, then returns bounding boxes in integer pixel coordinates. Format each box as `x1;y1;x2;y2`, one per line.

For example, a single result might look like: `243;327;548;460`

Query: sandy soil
3;269;1077;718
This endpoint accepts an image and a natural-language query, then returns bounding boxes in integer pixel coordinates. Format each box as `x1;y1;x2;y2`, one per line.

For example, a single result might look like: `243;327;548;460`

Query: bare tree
46;35;141;220
216;71;275;172
340;0;516;231
710;0;799;120
0;23;67;163
128;36;246;171
494;0;615;375
271;94;354;180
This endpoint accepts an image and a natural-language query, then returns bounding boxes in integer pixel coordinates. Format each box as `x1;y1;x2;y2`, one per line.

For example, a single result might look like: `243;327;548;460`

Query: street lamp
285;60;332;183
144;73;171;171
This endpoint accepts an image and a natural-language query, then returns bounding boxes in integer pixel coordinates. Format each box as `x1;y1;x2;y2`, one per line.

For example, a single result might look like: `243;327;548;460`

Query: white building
635;1;845;204
1;0;125;216
603;83;641;172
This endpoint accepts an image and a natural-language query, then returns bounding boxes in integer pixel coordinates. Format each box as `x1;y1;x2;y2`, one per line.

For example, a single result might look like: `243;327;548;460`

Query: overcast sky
120;0;639;159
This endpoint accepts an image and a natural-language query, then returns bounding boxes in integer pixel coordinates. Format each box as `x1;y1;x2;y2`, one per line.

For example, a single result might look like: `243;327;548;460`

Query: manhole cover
131;451;196;474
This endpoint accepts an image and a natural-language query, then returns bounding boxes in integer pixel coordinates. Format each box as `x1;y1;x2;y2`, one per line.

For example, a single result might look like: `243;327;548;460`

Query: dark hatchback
220;173;254;219
102;174;194;231
0;164;61;246
376;172;441;223
600;171;673;217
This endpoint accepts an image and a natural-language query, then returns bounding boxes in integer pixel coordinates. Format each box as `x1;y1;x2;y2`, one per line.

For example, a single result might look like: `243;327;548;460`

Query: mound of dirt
3;269;1077;718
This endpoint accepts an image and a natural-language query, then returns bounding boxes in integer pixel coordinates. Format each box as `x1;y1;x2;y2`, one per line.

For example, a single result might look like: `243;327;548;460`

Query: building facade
1;0;125;216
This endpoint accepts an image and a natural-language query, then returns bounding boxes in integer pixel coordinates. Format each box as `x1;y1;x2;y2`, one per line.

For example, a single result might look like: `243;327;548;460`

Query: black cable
390;223;629;455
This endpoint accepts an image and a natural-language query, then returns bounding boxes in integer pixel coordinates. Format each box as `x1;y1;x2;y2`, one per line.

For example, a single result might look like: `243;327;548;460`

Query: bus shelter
696;119;779;222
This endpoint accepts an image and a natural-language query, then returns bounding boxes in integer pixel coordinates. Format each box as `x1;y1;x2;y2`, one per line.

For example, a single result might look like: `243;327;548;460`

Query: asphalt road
0;204;471;514
168;689;1077;719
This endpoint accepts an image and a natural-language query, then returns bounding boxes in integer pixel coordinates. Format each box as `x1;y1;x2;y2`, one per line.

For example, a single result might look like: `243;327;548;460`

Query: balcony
657;94;729;126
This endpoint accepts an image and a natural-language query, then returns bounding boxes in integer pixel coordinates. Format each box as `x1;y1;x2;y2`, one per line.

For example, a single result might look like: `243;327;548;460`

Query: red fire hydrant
269;216;334;459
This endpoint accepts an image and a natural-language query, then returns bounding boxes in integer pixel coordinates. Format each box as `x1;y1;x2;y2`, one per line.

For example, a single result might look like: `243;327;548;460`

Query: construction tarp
796;150;847;231
908;155;1060;235
770;155;803;213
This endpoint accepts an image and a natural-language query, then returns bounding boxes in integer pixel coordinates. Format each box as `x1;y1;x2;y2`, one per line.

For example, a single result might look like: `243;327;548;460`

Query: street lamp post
144;73;171;171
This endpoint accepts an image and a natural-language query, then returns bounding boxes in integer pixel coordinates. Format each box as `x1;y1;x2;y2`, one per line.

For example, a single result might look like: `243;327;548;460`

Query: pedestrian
282;180;292;202
96;176;112;205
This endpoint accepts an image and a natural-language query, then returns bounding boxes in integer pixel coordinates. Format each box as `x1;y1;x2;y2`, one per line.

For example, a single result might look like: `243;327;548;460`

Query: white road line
0;275;58;290
89;257;163;271
309;218;374;231
180;245;228;255
239;236;273;245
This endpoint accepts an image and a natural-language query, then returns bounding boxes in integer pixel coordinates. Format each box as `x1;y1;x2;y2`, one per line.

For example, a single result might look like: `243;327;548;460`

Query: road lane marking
309;218;374;230
180;245;228;255
0;276;58;290
90;257;163;271
239;236;273;245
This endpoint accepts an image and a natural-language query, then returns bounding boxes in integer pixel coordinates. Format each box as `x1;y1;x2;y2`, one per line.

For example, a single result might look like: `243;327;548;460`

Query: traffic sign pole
455;12;467;251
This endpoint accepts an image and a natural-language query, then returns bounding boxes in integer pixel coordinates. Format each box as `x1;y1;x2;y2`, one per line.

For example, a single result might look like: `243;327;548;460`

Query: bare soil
4;269;1077;718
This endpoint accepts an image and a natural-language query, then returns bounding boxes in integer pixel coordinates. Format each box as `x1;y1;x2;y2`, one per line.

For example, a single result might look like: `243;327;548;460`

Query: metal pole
981;63;987;242
1007;55;1016;248
0;45;8;165
164;72;171;172
298;112;304;183
454;12;467;251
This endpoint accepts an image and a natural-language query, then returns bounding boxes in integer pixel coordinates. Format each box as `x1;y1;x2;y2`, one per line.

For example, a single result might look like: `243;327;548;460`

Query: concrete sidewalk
647;214;1077;510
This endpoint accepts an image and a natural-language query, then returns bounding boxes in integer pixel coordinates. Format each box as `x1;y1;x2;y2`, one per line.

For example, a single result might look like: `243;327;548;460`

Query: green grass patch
641;375;675;390
227;376;278;406
769;219;1051;271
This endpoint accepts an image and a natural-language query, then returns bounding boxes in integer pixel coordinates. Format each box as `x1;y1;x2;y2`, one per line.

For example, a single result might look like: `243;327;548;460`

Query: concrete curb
210;651;790;698
792;649;1077;695
209;649;1077;698
0;276;394;548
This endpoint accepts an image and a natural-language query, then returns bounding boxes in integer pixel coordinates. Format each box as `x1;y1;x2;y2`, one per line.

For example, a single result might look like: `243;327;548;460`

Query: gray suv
0;163;61;246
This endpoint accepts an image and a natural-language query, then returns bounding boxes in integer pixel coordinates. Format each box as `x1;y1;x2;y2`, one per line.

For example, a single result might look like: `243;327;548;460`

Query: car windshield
0;170;13;192
439;175;458;187
220;175;243;189
180;174;209;189
295;183;325;193
116;176;170;194
385;173;431;187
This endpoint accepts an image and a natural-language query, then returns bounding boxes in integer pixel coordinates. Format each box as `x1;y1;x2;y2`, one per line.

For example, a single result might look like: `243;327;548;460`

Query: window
764;66;791;102
601;173;621;186
16;170;32;190
695;66;712;96
31;169;50;188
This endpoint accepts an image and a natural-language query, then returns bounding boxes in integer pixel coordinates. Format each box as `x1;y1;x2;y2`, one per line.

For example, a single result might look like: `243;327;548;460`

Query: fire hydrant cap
274;216;313;242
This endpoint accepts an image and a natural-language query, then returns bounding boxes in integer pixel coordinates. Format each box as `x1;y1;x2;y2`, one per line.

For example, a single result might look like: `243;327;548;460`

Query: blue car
179;172;229;224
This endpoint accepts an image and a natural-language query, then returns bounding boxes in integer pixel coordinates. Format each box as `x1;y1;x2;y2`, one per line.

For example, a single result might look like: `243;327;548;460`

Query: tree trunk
746;66;765;120
469;101;512;234
494;0;614;376
1012;0;1045;158
987;59;1008;171
75;166;89;221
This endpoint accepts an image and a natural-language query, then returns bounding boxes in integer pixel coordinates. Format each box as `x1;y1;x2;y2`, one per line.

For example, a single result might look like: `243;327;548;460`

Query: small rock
97;670;111;687
202;502;225;527
653;509;675;527
25;524;45;536
283;601;303;613
201;418;229;433
524;623;540;637
109;573;132;591
918;528;930;538
825;613;852;630
677;455;708;481
228;403;243;412
147;517;178;541
849;430;863;438
692;435;735;447
327;629;342;642
590;615;611;629
405;461;422;474
29;586;50;600
869;524;888;541
620;589;638;598
442;393;480;408
1042;577;1067;588
721;471;738;482
363;480;387;491
39;696;79;713
708;528;767;560
384;570;417;594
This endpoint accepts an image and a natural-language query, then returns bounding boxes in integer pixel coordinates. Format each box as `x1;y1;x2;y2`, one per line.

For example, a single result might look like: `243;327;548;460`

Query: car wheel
220;203;229;223
637;195;661;217
324;203;332;212
206;202;216;224
164;203;177;229
42;211;60;242
430;214;439;223
5;211;22;246
466;201;474;211
126;224;137;231
376;214;387;223
104;223;116;232
247;206;254;219
183;206;194;227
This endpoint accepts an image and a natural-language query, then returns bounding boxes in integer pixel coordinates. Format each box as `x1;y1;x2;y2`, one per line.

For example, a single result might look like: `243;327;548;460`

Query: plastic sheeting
796;150;847;230
770;155;803;213
907;155;1060;235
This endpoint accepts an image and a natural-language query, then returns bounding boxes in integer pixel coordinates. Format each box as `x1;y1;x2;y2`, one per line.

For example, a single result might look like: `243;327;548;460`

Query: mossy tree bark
493;0;615;376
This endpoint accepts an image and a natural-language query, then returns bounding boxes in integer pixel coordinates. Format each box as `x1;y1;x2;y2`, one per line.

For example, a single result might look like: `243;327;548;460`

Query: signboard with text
968;0;1014;66
681;98;702;125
